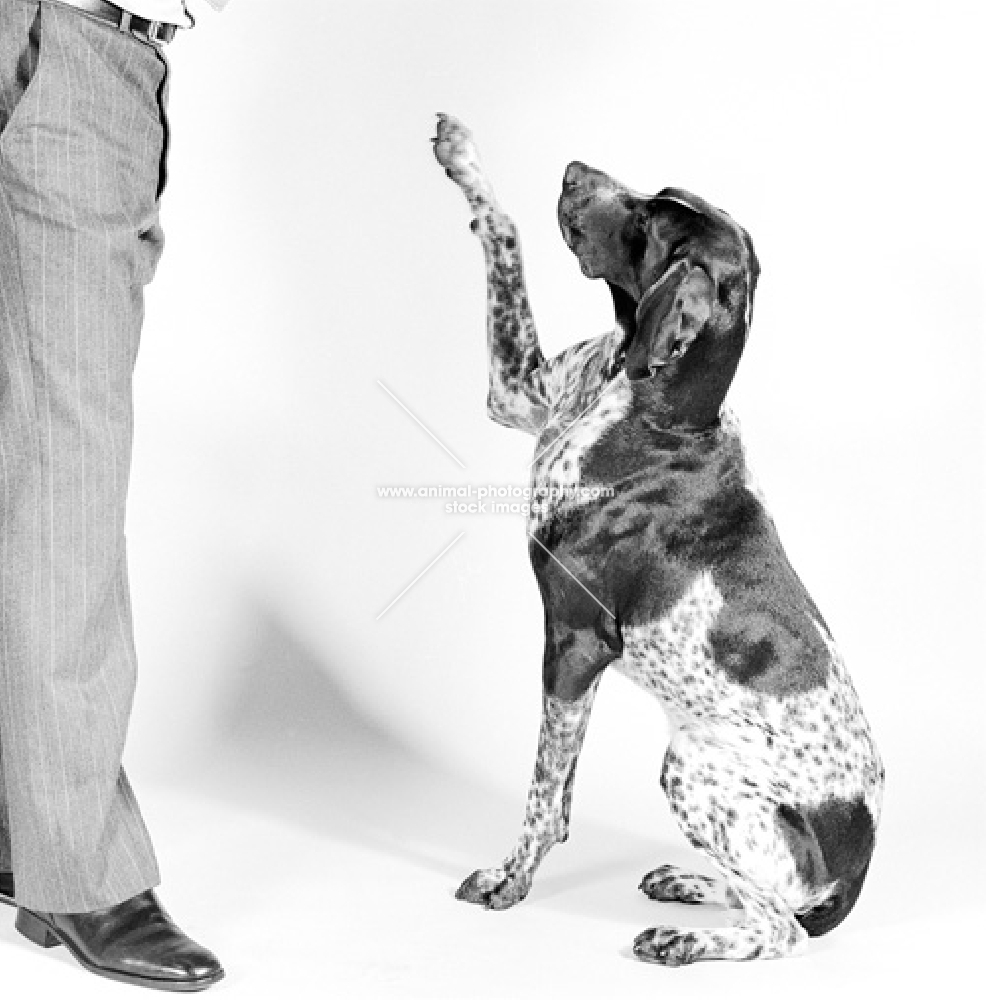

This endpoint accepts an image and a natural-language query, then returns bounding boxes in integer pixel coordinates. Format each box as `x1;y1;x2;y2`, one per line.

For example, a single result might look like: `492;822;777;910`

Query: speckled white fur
618;572;883;961
529;335;629;524
619;572;883;824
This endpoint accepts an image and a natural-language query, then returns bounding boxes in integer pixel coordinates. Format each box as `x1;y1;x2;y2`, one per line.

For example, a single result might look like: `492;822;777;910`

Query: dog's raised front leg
433;113;550;435
456;677;600;909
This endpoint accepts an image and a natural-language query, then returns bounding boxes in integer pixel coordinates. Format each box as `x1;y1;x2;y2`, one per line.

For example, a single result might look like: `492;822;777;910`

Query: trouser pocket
0;1;45;149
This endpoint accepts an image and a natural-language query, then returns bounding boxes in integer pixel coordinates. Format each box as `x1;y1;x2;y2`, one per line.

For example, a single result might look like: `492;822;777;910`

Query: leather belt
48;0;182;45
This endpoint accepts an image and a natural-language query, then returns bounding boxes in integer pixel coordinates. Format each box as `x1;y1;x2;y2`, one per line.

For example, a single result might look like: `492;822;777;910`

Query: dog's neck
609;282;745;434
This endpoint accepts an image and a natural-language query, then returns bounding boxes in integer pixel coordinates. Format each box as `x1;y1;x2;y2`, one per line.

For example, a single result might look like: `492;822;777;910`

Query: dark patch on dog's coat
777;797;876;936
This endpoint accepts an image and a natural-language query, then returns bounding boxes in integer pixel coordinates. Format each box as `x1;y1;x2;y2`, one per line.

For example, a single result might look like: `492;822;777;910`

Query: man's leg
0;6;221;988
0;0;164;914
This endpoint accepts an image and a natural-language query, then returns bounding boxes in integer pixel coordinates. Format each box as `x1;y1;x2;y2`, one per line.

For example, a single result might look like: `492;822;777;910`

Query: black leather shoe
15;889;224;991
0;871;13;907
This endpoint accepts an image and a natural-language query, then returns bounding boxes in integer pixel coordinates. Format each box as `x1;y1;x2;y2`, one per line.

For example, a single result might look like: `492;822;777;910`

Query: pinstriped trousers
0;0;165;911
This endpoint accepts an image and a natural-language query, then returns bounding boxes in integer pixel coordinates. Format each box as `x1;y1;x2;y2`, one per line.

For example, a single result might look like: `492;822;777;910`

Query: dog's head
558;162;759;429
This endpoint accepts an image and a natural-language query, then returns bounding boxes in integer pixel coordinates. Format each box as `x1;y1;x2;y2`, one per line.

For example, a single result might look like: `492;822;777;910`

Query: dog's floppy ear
626;260;714;379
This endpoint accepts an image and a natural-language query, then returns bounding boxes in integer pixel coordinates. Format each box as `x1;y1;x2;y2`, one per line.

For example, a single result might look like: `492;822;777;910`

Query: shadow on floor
183;605;676;921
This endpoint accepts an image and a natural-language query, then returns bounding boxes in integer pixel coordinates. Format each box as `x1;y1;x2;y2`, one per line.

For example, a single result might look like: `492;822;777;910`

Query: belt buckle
119;12;170;46
132;19;164;45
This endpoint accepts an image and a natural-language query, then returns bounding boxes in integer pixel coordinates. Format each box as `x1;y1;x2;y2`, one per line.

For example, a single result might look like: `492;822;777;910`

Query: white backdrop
110;0;984;992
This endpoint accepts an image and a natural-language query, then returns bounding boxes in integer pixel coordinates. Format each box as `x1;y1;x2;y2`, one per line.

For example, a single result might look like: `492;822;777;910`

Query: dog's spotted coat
621;573;881;961
639;864;735;906
530;345;631;526
433;114;884;965
456;680;600;910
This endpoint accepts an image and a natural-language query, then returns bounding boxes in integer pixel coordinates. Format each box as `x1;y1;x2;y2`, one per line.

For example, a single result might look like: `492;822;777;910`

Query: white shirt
118;1;231;29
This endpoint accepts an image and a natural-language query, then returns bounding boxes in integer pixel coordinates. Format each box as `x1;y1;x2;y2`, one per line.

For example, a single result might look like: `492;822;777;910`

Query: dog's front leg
433;114;550;435
456;678;600;909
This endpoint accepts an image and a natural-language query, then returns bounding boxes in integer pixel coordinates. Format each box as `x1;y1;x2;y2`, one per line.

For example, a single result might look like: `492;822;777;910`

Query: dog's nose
563;161;591;189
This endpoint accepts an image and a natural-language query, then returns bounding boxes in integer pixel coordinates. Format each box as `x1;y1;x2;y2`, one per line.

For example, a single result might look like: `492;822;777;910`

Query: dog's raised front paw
432;113;496;208
456;866;531;910
633;926;704;967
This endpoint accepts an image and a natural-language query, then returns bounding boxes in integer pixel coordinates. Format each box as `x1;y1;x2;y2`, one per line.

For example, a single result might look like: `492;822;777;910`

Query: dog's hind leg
633;742;809;964
456;678;601;910
633;872;806;965
433;114;550;435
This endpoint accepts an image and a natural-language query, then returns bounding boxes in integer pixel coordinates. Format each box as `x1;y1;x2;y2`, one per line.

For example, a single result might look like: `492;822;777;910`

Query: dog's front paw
633;926;704;967
456;866;532;910
432;113;496;208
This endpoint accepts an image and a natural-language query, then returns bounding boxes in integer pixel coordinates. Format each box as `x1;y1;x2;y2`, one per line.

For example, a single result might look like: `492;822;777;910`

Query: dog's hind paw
633;927;705;967
639;865;722;905
456;866;531;910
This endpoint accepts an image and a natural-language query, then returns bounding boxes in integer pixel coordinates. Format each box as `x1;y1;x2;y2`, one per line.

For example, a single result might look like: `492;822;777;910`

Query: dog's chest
530;336;630;525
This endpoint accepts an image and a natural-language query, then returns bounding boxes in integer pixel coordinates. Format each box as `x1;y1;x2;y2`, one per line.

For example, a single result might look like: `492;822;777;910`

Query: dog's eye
667;239;688;261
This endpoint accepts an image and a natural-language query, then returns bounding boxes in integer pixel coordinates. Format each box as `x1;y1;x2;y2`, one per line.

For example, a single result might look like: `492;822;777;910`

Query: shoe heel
15;909;61;949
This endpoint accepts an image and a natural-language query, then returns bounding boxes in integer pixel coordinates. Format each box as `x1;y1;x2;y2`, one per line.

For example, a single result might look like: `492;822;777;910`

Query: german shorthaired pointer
431;113;883;965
